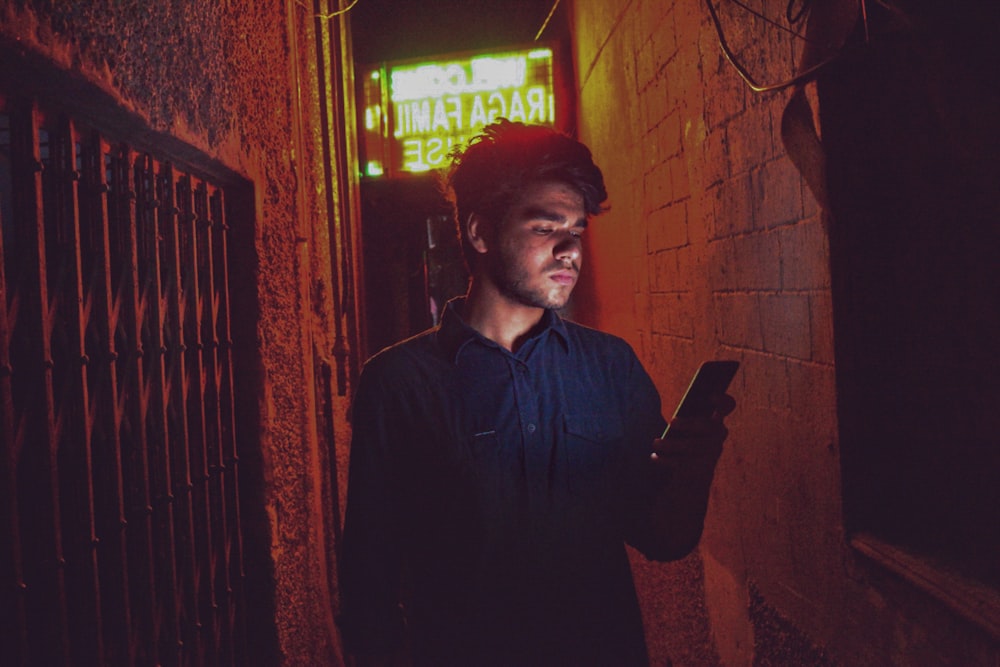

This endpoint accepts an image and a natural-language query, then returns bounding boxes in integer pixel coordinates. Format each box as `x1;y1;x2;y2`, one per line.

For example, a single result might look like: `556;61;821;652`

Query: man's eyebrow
523;205;563;221
523;206;589;227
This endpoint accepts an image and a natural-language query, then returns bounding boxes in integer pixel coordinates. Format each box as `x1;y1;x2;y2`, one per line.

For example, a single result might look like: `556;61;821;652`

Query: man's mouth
550;269;577;285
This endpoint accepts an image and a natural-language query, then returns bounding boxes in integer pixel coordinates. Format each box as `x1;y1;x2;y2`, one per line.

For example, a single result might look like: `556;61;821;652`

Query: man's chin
501;282;575;311
510;294;567;311
539;289;574;311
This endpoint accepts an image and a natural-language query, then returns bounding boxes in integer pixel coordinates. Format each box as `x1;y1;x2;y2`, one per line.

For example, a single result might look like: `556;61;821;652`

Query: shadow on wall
822;4;1000;591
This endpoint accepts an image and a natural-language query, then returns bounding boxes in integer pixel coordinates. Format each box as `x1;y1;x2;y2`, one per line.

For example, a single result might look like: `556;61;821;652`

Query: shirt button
527;423;536;433
518;365;528;374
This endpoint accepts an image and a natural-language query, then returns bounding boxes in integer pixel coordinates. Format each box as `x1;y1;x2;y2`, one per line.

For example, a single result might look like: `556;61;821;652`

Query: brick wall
571;4;837;664
570;0;997;665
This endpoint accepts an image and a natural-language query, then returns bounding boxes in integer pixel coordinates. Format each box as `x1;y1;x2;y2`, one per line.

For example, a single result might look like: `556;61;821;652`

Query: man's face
483;180;587;311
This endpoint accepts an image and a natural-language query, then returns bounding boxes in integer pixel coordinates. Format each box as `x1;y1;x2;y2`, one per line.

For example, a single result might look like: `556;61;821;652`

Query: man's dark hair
446;119;608;268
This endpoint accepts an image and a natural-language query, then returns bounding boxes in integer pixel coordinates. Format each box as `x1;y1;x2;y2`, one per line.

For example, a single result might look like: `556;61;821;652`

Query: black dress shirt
338;298;669;666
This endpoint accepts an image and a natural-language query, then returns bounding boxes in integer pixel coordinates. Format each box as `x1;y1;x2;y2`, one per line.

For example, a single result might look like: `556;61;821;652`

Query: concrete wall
571;0;998;665
0;2;357;664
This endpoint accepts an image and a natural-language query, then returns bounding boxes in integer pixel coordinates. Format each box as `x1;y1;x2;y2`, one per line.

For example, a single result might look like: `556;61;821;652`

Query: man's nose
554;233;582;263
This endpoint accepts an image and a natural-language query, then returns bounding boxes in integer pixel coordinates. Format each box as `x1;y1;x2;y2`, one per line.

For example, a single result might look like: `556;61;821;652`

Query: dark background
351;0;564;65
348;0;571;355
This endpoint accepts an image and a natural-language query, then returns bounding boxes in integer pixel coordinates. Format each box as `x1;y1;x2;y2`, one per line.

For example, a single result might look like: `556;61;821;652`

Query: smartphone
661;360;740;438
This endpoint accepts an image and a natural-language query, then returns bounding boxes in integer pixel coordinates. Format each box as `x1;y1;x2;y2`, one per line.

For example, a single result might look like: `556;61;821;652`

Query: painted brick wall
568;1;848;665
571;1;999;666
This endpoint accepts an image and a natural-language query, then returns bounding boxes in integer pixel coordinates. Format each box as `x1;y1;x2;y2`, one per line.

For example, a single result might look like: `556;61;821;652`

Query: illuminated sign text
361;47;558;178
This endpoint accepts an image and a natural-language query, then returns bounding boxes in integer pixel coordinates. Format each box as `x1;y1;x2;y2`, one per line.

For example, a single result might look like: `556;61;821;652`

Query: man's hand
649;392;736;472
633;392;736;560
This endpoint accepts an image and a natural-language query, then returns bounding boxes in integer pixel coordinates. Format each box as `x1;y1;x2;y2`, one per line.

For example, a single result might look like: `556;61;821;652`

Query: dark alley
1;0;998;665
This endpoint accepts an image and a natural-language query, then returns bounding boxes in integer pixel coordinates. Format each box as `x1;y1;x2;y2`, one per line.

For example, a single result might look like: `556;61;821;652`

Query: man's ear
466;213;490;256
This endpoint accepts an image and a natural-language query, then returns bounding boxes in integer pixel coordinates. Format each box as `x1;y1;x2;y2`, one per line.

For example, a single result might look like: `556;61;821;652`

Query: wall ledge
0;35;250;187
850;532;1000;641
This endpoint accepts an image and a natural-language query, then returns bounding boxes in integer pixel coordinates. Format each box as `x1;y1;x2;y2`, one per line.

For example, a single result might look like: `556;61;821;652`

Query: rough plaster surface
631;549;722;667
747;582;833;667
2;1;347;664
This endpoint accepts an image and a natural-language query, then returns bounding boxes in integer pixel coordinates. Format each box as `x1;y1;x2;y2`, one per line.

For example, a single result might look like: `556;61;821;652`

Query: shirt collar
438;296;570;363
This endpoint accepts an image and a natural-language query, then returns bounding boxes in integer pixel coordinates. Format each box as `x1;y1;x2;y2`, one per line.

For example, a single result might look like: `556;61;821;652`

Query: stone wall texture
571;0;998;665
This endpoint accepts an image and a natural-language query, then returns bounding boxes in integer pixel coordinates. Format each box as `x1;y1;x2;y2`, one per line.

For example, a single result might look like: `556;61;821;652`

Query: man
338;120;733;666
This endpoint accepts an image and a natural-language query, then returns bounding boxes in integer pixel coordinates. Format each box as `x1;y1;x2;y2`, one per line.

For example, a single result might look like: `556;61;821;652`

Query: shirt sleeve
336;356;407;654
616;347;676;557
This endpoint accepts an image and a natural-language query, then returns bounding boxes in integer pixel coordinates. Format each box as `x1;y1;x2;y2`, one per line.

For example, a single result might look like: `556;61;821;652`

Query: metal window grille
0;96;246;666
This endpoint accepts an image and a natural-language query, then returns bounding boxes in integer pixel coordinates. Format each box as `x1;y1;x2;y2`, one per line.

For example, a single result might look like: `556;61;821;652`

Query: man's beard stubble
489;246;578;311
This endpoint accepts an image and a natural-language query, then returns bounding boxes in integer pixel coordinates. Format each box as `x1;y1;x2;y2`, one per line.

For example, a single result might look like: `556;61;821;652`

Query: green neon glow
364;106;379;131
390;48;551;102
361;46;557;177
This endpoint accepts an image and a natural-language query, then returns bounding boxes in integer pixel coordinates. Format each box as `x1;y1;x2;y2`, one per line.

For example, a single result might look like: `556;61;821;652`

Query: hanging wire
534;0;563;41
786;0;811;25
726;0;815;41
296;0;361;19
705;0;868;93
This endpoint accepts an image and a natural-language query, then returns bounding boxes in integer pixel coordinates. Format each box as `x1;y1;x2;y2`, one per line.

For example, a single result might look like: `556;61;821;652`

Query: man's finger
711;393;737;419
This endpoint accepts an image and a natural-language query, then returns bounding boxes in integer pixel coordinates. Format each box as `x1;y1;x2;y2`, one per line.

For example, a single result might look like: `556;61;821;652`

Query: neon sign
360;46;559;178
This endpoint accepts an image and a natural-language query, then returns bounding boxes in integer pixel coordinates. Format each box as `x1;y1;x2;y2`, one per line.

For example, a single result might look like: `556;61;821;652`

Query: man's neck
463;278;545;352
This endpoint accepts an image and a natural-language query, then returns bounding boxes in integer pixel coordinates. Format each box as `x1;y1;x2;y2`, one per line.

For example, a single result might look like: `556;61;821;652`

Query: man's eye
534;227;553;235
570;230;584;239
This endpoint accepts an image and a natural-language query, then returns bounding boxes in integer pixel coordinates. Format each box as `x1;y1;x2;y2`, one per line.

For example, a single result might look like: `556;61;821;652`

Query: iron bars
0;97;246;667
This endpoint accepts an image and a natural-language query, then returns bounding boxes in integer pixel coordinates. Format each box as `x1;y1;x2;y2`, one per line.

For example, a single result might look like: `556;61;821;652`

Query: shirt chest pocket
562;413;626;496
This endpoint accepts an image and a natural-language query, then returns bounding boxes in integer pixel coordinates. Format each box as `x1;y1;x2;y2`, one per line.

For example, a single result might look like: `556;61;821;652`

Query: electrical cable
535;0;562;41
297;0;360;19
786;0;811;25
705;0;866;93
724;0;814;41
